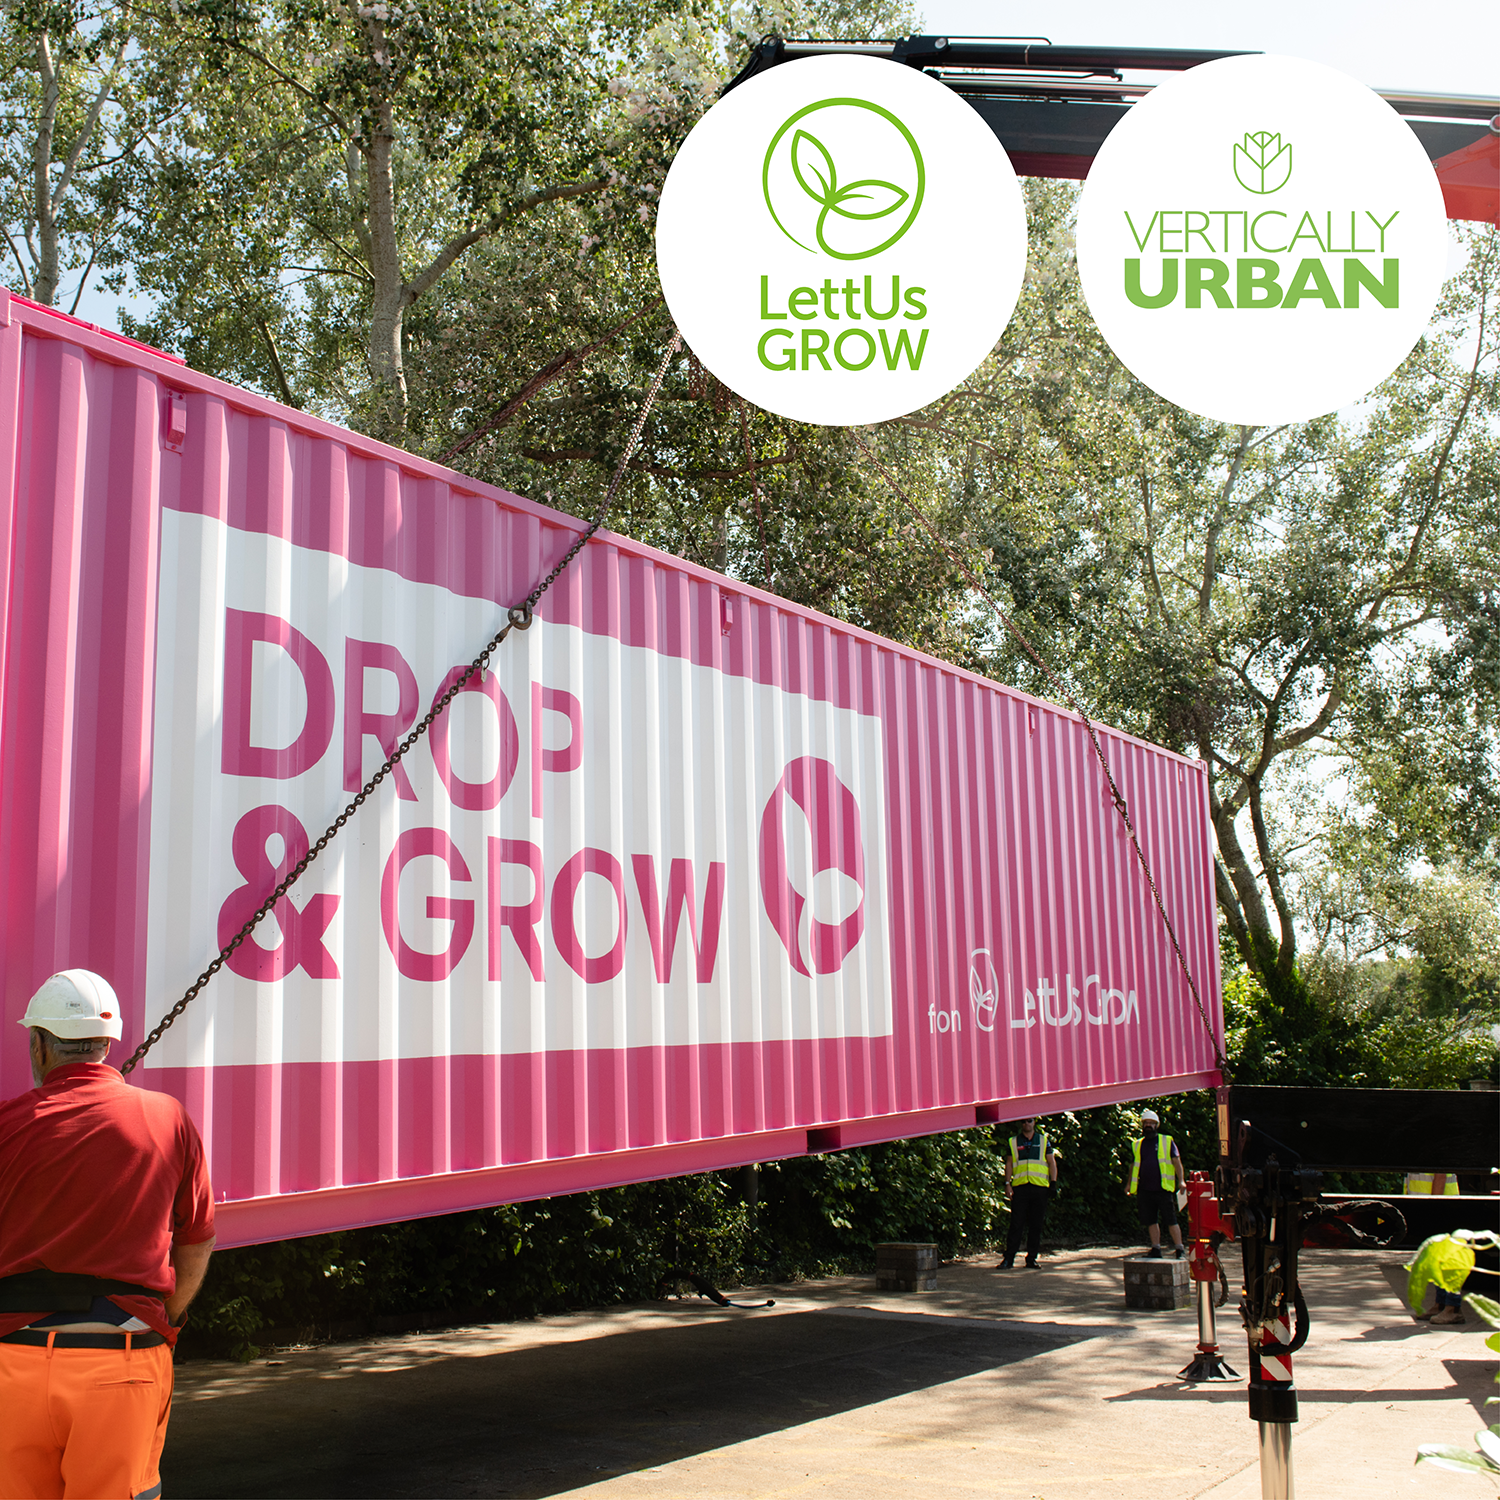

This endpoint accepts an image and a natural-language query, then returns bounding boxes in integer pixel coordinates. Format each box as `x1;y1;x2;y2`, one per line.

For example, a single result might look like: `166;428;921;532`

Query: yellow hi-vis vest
1404;1172;1460;1195
1129;1134;1178;1193
1009;1132;1052;1187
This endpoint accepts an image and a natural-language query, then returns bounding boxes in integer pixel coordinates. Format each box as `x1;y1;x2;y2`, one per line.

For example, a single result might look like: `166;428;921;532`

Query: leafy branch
1407;1231;1500;1480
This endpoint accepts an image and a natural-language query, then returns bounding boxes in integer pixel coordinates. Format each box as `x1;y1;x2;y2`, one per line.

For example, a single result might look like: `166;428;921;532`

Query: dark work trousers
1006;1183;1051;1263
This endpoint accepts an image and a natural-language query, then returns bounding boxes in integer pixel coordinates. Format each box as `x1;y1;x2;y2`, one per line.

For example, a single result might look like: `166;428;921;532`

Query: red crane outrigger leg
1179;1172;1239;1381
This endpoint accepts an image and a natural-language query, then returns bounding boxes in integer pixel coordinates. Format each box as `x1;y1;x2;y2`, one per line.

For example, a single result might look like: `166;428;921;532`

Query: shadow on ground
163;1307;1094;1499
1445;1359;1500;1419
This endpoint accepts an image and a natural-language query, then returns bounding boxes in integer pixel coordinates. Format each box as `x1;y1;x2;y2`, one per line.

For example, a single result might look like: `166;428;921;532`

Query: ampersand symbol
217;806;341;981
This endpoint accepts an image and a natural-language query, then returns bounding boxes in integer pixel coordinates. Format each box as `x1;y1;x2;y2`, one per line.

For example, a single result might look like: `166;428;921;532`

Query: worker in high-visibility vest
1403;1171;1460;1195
1406;1170;1466;1322
1126;1108;1186;1259
999;1116;1058;1268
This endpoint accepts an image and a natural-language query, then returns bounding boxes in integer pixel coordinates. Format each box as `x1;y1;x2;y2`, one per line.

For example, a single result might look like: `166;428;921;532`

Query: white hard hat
1140;1108;1160;1125
17;970;122;1041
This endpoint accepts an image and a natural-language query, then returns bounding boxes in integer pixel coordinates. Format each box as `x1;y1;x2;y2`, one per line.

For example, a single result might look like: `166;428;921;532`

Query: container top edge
9;296;1203;774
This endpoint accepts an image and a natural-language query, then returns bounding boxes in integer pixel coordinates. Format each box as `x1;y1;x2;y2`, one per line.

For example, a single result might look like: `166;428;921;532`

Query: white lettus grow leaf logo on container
654;53;1027;426
1233;130;1292;194
762;101;924;260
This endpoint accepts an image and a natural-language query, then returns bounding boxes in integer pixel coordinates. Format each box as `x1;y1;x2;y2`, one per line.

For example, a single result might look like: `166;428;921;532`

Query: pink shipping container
0;292;1223;1248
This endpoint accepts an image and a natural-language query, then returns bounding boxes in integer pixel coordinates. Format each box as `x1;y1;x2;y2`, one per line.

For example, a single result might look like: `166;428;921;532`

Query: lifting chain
124;340;1224;1085
852;427;1231;1081
122;330;683;1075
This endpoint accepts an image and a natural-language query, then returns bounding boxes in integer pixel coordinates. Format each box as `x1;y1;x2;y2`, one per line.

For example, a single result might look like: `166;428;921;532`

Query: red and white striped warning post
1257;1312;1294;1384
1249;1306;1297;1499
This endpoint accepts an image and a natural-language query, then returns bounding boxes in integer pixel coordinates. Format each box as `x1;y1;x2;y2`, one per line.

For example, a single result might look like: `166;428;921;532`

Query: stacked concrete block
875;1242;939;1292
1122;1255;1191;1309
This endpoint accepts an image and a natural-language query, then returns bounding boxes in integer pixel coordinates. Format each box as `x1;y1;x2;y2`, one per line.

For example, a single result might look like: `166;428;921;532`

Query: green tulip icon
1233;131;1292;194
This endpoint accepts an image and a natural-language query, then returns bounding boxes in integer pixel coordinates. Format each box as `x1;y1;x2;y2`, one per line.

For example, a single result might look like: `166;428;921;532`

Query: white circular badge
656;54;1028;426
1076;54;1450;425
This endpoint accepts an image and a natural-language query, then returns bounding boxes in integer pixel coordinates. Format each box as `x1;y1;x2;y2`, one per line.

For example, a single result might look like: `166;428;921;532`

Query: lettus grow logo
1076;53;1448;425
969;948;1000;1033
762;100;924;260
1233;130;1292;194
759;756;866;976
655;53;1026;425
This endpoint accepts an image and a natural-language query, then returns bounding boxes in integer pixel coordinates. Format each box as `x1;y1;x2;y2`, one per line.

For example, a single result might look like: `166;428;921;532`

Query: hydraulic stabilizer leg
1234;1154;1318;1500
1248;1305;1298;1500
1180;1171;1238;1381
1257;1420;1294;1500
1180;1275;1239;1381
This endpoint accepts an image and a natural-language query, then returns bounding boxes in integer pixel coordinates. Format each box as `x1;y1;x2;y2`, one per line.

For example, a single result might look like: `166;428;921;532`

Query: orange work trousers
0;1336;173;1499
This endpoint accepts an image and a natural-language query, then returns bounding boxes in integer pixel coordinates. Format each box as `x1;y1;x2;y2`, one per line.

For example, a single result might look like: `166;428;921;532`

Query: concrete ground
162;1247;1495;1498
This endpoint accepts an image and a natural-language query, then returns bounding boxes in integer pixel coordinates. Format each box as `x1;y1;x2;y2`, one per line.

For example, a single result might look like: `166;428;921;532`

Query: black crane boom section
725;35;1500;177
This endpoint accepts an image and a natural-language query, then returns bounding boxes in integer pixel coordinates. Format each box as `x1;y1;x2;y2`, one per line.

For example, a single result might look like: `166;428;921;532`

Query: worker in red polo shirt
0;970;216;1499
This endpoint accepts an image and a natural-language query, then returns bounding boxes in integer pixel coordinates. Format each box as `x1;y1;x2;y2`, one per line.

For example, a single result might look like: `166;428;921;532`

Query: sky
918;0;1500;97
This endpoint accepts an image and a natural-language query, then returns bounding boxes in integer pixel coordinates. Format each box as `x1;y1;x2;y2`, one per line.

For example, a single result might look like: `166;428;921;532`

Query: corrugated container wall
0;294;1224;1247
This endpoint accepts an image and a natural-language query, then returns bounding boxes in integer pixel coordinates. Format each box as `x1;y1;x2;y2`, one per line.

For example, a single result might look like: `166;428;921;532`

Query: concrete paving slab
162;1247;1495;1498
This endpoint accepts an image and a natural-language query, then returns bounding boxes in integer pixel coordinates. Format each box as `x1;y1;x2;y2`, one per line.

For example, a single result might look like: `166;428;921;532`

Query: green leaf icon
1233;130;1292;194
829;179;909;222
791;133;913;255
792;130;839;206
763;98;925;261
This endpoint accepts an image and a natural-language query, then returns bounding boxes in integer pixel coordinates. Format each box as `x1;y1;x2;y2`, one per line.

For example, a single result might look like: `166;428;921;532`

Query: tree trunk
1211;797;1280;977
34;33;60;305
365;92;406;430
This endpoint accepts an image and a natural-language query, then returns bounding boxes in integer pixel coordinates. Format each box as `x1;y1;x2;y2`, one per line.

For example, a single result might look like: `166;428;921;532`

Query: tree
0;0;142;309
945;223;1500;1020
108;0;1499;1028
118;0;915;430
117;0;688;424
1298;860;1500;1088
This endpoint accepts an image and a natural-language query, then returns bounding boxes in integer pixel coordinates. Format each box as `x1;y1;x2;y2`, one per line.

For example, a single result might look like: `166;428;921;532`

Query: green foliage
1406;1243;1500;1479
0;0;174;309
1366;1007;1500;1091
1407;1229;1495;1306
191;1171;751;1360
1218;953;1381;1087
1304;864;1500;1088
755;1130;1007;1268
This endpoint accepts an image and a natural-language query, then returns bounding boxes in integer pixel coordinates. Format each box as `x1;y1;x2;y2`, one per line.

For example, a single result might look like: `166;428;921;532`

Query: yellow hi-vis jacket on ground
1404;1172;1460;1194
1128;1134;1179;1194
1009;1133;1052;1187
